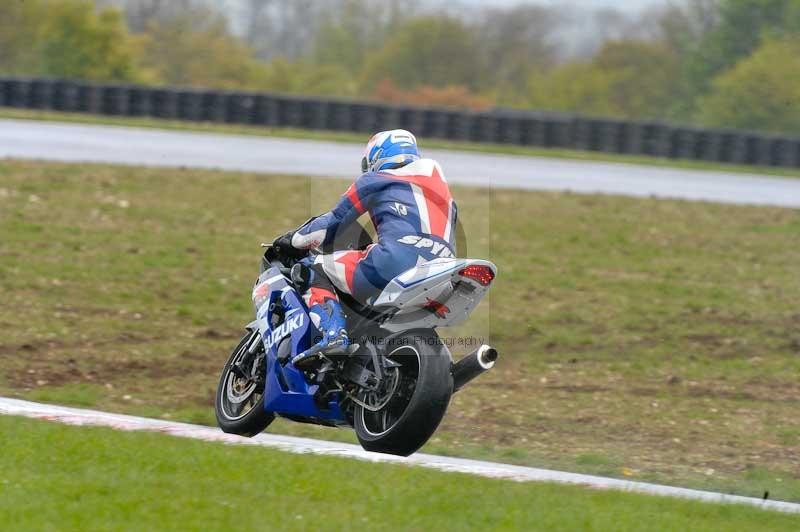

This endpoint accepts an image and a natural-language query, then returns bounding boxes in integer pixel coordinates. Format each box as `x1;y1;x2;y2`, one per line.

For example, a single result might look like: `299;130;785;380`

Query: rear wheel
215;330;274;437
354;330;453;456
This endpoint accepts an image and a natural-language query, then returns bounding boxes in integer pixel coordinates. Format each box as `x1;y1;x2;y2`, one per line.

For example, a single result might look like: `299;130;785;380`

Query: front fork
231;328;264;382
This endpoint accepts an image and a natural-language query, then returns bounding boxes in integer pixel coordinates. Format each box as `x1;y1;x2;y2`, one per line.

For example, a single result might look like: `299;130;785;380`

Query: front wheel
354;330;453;456
215;329;274;437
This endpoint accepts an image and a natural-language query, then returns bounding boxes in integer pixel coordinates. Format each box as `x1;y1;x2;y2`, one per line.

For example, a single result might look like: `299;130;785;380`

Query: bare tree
657;0;721;54
98;0;207;32
236;0;330;59
477;5;562;88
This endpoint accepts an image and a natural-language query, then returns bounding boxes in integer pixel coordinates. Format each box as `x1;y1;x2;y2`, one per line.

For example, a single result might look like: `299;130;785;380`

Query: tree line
1;0;798;136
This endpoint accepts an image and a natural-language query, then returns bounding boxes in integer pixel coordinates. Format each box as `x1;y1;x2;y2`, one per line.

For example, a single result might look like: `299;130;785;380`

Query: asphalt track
1;397;798;514
2;119;799;208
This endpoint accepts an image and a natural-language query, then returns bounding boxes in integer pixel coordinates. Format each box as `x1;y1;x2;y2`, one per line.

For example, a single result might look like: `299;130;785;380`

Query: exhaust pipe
452;345;498;392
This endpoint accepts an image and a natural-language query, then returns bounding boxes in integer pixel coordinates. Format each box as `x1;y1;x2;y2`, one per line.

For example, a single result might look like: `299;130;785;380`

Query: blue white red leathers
287;129;457;366
292;157;458;304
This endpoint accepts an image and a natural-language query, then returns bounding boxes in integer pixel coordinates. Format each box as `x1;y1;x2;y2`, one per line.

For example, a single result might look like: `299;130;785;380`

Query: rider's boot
292;299;355;369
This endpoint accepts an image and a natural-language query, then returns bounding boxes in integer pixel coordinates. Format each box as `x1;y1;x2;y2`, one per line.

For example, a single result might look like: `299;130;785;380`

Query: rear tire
354;330;453;456
215;330;275;437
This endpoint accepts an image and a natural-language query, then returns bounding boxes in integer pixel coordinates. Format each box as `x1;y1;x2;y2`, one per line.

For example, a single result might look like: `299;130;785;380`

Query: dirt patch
6;351;222;390
0;339;70;356
0;332;157;358
195;328;242;340
2;330;224;390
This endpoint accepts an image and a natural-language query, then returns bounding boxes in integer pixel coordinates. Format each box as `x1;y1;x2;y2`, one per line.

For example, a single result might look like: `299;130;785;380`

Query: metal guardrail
2;76;798;168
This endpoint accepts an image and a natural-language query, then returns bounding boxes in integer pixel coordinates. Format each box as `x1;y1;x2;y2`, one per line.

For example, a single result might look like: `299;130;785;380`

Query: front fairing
252;266;345;422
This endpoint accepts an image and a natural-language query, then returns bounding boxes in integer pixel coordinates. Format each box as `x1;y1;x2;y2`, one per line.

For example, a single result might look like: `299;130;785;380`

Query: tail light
459;265;495;286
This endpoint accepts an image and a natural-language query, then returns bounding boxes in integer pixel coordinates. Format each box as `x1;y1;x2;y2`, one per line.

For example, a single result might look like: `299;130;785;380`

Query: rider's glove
272;231;307;260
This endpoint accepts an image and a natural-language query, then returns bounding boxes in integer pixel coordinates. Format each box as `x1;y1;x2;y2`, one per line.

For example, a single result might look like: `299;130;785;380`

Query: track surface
2;397;798;514
2;119;799;208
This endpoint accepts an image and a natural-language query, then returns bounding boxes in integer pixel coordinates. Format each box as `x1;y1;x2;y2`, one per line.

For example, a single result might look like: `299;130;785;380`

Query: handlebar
259;243;317;275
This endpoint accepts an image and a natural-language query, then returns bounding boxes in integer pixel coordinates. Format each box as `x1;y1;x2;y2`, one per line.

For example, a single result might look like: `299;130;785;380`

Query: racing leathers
288;158;457;365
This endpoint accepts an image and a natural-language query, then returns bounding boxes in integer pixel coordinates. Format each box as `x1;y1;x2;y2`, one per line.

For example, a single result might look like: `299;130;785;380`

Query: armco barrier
1;76;798;168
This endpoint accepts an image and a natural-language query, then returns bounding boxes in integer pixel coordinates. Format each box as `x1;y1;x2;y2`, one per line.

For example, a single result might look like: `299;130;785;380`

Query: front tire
215;329;274;437
354;330;453;456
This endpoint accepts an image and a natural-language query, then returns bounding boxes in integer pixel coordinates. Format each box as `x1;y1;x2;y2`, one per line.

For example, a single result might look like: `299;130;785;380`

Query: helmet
361;129;420;173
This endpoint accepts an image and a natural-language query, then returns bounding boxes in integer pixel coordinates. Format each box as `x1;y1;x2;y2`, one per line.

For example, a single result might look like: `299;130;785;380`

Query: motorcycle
215;229;498;456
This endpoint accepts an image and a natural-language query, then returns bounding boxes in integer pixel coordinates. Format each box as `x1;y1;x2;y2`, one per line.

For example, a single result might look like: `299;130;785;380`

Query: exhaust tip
452;345;499;392
477;345;498;369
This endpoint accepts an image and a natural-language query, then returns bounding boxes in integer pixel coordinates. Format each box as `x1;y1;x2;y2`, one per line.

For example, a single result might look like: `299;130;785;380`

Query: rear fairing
372;258;496;332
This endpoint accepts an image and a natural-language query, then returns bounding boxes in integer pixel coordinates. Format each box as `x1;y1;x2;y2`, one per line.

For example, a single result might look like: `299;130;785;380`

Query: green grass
1;160;799;503
3;106;800;179
2;416;798;531
26;382;106;407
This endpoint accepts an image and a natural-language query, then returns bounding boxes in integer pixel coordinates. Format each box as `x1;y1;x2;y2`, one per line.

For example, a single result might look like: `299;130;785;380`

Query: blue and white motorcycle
215;233;498;456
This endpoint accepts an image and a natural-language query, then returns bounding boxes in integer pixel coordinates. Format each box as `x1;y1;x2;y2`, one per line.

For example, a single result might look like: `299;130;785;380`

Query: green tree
0;0;45;75
359;16;482;92
0;0;141;81
40;0;142;81
140;8;267;89
697;37;800;134
527;63;618;117
683;0;800;102
291;63;357;97
525;41;680;120
257;58;356;97
312;0;413;76
313;23;366;76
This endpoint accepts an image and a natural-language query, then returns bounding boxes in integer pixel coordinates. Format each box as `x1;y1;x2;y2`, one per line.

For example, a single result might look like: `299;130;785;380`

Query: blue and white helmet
361;129;420;173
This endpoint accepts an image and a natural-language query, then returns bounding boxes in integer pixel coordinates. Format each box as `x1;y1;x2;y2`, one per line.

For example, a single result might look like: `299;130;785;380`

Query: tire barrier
2;76;798;168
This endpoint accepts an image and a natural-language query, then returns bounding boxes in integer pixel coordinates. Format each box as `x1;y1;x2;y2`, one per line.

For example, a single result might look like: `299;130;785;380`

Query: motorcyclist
273;129;457;368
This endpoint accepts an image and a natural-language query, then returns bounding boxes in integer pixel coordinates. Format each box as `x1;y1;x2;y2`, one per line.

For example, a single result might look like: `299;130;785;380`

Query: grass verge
2;106;799;179
2;416;798;531
1;159;799;502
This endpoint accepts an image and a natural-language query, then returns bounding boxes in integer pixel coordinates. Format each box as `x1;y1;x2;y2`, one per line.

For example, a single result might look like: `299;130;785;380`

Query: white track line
2;397;798;515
